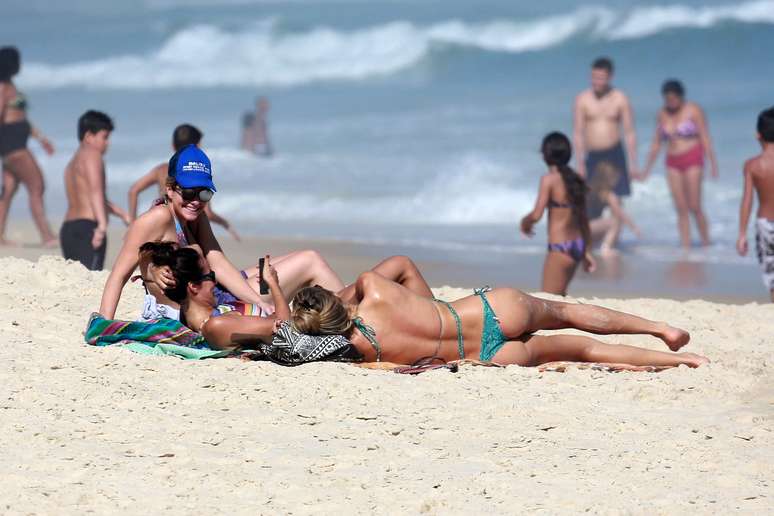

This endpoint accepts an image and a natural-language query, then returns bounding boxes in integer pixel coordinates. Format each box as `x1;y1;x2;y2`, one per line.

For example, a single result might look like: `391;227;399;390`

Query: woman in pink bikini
641;79;719;248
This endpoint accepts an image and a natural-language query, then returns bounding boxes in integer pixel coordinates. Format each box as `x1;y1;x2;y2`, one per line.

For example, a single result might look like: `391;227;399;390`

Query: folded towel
84;313;229;360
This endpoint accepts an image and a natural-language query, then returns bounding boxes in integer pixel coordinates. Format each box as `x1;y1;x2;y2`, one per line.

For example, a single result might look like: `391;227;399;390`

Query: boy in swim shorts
737;106;774;302
61;111;129;271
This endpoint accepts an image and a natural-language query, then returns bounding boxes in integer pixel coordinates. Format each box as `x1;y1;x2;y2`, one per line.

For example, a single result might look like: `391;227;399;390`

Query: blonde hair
291;286;353;335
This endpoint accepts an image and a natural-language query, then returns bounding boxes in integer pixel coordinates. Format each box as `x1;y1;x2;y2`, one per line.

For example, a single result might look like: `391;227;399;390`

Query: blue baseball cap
168;144;216;191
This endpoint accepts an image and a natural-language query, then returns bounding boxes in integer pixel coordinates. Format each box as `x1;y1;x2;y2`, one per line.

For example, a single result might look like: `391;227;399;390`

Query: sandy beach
1;242;772;514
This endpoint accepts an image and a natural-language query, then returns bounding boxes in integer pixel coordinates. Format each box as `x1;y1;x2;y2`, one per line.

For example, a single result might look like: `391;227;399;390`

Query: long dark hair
541;131;588;226
141;242;205;303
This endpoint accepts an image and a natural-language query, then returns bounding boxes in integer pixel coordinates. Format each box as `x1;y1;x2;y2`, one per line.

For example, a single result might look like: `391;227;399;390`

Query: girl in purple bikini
521;132;596;295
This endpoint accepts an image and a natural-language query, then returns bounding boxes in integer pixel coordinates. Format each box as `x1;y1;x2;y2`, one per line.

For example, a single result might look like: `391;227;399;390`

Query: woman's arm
695;104;719;178
29;124;55;155
641;115;663;180
194;213;265;305
520;175;551;237
203;314;278;351
203;204;240;241
737;160;755;256
261;257;290;320
98;209;169;319
128;168;161;221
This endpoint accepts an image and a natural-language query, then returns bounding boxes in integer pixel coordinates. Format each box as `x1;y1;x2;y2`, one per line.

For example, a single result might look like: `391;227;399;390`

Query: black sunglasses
198;271;216;283
176;186;214;202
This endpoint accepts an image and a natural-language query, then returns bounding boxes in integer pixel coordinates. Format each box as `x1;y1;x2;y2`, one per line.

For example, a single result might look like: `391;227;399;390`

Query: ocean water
3;0;774;267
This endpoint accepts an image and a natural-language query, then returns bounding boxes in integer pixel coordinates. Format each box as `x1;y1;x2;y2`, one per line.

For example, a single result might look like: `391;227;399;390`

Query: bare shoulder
80;147;104;170
541;173;558;189
357;271;402;303
134;203;173;231
612;89;630;105
575;89;592;106
744;155;765;177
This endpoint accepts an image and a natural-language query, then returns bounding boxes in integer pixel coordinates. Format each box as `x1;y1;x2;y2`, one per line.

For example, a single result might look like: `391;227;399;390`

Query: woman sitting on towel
99;145;343;322
158;242;708;368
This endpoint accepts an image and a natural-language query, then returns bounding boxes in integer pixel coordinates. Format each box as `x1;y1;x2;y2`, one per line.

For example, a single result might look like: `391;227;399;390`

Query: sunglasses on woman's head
176;186;214;202
199;271;216;283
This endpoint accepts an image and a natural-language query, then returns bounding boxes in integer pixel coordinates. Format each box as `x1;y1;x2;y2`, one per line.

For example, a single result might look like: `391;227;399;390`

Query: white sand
1;255;772;514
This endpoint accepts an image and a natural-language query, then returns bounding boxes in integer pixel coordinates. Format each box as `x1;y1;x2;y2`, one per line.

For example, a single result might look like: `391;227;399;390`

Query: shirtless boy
127;124;239;240
61;110;129;271
573;57;639;197
737;106;774;301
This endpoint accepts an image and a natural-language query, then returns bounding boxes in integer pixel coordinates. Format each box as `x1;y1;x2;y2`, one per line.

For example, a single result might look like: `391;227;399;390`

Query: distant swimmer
520;132;595;296
737;106;774;302
641;80;719;248
0;46;57;247
240;96;273;157
573;57;639;204
61;111;129;271
128;123;240;240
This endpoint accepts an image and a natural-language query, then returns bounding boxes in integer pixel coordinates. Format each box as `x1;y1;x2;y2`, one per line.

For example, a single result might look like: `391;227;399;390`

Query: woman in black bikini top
0;46;57;247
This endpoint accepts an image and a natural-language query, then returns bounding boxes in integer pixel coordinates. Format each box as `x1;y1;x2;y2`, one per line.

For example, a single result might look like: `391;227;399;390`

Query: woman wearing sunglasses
98;145;343;320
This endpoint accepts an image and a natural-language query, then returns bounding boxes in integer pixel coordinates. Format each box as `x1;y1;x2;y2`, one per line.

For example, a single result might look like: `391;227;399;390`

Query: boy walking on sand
61;110;129;271
737;106;774;302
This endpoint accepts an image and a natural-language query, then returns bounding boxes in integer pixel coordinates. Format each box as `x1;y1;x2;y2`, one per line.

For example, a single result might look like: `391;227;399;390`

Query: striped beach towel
84;312;229;360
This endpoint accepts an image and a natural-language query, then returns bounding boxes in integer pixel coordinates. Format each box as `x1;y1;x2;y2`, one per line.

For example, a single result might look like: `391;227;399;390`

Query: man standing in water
573;57;639;196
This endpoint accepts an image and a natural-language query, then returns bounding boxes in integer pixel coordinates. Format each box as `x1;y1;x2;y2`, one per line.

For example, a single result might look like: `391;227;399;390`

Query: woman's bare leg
524;335;709;367
541;252;577;296
519;334;707;368
684;166;710;246
247;249;343;299
4;151;57;245
667;167;692;248
492;289;690;351
0;168;20;245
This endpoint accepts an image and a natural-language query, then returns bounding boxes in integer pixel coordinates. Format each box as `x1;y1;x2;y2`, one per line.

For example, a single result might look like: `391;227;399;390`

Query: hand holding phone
258;257;270;295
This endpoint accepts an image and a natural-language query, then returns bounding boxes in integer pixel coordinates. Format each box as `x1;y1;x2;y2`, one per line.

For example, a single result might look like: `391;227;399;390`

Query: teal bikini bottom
475;287;508;362
436;287;507;362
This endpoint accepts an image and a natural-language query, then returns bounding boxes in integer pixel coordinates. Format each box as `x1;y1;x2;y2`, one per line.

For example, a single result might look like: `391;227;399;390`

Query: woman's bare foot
41;238;59;248
659;324;690;351
678;352;709;368
0;238;19;247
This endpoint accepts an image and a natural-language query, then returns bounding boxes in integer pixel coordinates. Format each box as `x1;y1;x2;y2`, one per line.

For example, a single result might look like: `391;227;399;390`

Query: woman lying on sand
99;145;343;321
153;243;707;368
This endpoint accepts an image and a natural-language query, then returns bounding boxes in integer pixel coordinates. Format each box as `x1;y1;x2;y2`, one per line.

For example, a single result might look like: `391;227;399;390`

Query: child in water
587;161;641;255
521;132;596;295
737;106;774;302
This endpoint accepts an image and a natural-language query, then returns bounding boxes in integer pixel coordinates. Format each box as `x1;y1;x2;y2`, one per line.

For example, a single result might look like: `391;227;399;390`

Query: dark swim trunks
585;141;631;197
60;219;106;271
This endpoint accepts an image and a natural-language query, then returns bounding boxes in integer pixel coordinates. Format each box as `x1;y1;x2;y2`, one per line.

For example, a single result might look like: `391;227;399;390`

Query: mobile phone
258;257;269;295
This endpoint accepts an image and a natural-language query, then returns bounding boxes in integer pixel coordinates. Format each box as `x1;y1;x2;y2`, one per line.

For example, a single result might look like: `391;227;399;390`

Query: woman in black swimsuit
0;46;57;247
